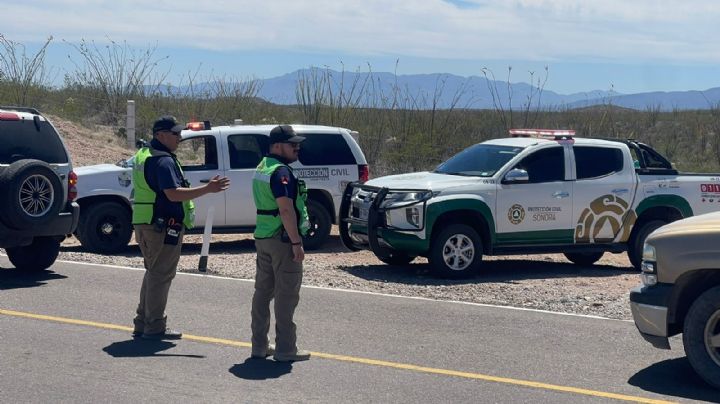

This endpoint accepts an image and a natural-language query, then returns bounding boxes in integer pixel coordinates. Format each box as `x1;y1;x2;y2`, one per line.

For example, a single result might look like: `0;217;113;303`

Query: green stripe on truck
635;195;693;218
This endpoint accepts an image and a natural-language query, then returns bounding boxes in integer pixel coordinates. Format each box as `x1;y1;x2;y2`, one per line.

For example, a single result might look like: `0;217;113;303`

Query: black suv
0;107;79;271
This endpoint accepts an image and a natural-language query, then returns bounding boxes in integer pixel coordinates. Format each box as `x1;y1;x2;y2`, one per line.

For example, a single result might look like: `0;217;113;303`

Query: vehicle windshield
434;144;524;177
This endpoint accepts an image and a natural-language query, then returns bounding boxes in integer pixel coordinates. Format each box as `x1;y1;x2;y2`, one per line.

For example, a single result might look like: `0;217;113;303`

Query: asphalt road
1;257;718;403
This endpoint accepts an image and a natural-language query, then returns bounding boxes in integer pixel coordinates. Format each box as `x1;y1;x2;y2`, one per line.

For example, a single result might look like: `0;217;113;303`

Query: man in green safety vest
131;115;230;340
250;125;311;362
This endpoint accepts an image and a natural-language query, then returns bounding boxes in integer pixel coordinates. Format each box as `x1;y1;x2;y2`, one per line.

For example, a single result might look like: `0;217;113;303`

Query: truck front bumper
629;284;674;349
339;182;429;257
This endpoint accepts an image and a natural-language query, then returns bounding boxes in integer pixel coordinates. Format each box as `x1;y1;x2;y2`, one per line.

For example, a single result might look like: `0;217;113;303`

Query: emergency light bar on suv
509;129;576;139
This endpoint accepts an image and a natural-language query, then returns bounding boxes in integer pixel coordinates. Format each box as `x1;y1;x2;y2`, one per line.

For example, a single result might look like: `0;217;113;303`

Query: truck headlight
385;205;425;230
406;206;421;228
640;243;657;286
385;204;426;230
381;190;435;230
642;243;656;262
379;190;434;209
640;272;657;286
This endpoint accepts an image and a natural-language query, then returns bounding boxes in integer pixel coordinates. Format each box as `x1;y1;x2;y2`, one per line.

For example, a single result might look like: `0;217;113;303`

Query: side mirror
117;157;134;169
503;168;529;183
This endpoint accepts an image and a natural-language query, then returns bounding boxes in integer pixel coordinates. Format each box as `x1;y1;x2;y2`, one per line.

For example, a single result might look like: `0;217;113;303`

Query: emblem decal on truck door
575;195;637;243
118;171;131;187
508;204;526;225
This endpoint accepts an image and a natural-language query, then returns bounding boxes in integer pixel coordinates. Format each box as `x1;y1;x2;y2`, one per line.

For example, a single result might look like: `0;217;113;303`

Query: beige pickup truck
630;211;720;389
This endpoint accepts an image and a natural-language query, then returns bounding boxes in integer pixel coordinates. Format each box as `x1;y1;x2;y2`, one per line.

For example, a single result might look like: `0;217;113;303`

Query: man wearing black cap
250;125;311;361
131;115;230;340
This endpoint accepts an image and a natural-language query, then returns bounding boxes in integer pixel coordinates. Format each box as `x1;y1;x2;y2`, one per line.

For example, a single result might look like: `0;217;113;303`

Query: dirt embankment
50;115;133;167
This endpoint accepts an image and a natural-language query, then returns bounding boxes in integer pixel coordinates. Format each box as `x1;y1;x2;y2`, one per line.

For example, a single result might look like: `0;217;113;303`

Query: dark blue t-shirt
269;154;298;200
145;139;185;222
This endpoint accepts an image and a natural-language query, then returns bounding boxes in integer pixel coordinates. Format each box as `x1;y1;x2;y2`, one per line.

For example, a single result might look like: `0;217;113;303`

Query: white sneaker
273;349;311;362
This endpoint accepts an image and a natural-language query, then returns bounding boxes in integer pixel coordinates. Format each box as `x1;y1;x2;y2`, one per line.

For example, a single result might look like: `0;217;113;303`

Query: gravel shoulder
58;229;640;321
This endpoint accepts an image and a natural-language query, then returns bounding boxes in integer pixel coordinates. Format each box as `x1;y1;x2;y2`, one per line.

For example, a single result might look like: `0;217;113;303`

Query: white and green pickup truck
340;129;720;278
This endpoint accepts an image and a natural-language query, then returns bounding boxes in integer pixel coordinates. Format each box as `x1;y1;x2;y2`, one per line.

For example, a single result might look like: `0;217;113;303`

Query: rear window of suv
298;133;355;165
0;120;69;164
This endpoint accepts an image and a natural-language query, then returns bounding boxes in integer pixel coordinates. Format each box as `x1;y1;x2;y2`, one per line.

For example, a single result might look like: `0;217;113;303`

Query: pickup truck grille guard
340;182;431;259
340;182;389;256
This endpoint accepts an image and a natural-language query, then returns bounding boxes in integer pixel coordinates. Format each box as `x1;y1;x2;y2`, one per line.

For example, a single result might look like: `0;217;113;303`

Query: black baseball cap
152;115;185;134
269;125;305;144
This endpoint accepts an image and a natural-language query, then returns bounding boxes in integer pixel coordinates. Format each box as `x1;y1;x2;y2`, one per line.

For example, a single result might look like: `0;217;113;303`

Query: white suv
74;122;368;253
0;106;79;270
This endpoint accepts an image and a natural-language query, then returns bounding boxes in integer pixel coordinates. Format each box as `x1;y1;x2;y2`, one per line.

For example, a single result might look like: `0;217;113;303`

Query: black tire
377;251;416;266
76;201;132;253
6;236;61;271
628;220;666;270
563;252;604;266
429;224;483;279
302;199;332;250
682;286;720;389
0;159;64;230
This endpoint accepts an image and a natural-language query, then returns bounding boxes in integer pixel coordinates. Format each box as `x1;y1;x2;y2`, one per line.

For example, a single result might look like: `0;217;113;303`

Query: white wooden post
126;100;136;149
198;206;215;272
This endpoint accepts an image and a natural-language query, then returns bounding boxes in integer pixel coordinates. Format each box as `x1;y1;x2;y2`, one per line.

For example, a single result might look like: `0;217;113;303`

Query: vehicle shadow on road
103;339;205;358
340;259;635;285
229;358;293;380
628;357;719;403
0;268;67;290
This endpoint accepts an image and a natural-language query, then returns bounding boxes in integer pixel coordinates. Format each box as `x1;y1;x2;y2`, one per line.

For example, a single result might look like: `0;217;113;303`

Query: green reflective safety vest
252;156;309;239
131;147;195;229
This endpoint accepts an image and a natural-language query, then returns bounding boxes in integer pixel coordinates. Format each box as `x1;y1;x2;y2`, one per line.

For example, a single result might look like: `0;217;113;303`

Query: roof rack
509;129;575;140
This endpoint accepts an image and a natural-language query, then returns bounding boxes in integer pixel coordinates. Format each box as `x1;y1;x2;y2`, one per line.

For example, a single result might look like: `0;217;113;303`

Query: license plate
359;207;369;221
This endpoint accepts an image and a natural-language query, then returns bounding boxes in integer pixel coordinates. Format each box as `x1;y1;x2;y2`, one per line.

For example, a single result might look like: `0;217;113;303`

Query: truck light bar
509;129;575;138
0;112;20;121
186;121;212;131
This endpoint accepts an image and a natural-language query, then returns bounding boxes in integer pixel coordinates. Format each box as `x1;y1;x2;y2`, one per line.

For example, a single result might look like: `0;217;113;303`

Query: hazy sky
2;0;719;94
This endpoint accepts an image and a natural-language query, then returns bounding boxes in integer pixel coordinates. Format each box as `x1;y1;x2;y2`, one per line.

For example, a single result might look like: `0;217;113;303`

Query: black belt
257;209;279;216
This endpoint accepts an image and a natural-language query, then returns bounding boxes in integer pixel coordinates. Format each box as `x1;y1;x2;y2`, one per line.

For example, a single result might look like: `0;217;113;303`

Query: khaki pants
251;235;303;355
133;224;184;334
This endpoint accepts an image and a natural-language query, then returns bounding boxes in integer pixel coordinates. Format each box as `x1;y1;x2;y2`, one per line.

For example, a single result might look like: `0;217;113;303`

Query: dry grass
49;114;133;167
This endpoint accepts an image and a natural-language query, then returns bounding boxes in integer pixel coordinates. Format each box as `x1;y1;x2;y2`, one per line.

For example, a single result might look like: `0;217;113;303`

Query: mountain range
175;69;720;111
255;69;720;111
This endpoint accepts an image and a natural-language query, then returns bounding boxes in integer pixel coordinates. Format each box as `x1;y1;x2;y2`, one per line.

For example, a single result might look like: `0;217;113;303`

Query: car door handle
199;179;211;183
552;191;570;198
612;188;629;194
